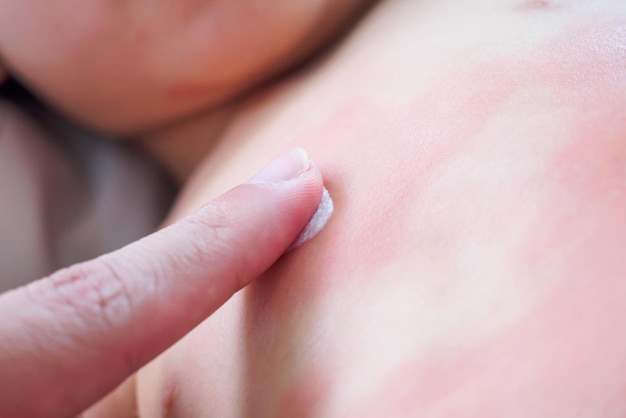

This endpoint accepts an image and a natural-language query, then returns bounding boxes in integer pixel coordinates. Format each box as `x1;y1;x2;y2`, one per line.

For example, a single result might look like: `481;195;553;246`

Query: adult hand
0;148;323;418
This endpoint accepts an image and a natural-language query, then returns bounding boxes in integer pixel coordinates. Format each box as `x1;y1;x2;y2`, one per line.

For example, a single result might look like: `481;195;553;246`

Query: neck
134;105;236;184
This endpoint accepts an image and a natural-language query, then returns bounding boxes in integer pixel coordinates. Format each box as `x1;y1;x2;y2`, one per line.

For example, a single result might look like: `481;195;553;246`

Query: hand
0;148;323;418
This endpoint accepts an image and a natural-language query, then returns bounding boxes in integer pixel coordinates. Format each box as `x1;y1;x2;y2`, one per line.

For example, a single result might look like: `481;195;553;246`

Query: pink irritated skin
343;252;626;418
339;24;626;418
343;161;626;417
516;0;558;12
247;63;521;305
243;20;626;416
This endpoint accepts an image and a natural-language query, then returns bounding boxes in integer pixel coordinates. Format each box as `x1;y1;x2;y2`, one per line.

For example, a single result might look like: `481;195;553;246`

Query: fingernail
248;148;311;183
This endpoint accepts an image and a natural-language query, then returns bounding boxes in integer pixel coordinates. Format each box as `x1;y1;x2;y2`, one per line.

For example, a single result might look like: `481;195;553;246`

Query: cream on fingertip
289;187;334;250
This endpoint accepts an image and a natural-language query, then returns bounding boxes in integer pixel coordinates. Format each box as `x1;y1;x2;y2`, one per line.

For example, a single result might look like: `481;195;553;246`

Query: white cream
290;187;334;250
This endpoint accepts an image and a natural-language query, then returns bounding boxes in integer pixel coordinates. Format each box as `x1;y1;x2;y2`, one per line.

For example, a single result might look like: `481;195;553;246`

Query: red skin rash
252;60;521;301
253;18;626;296
342;252;626;417
338;24;626;417
131;15;626;417
516;0;555;12
241;21;626;415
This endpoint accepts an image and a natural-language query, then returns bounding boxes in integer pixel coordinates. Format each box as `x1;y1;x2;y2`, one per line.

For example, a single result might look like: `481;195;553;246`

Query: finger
0;147;325;418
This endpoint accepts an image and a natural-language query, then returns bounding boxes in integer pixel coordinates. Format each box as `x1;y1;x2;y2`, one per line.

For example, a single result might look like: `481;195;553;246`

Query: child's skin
4;0;626;416
129;0;626;417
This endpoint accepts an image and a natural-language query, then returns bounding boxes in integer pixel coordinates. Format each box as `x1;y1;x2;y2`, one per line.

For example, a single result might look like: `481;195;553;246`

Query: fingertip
247;147;312;184
241;147;325;220
247;152;325;222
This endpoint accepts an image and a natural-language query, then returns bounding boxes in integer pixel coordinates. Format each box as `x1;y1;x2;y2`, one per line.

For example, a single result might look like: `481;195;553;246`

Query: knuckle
37;257;135;337
187;202;233;238
169;201;249;293
177;202;238;261
88;257;135;329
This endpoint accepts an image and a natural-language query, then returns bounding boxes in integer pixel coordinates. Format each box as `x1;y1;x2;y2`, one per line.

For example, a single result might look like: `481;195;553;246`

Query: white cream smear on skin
290;187;334;250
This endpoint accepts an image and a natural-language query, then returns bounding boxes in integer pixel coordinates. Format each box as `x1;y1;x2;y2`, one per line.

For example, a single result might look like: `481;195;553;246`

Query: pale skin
134;0;626;416
2;0;626;417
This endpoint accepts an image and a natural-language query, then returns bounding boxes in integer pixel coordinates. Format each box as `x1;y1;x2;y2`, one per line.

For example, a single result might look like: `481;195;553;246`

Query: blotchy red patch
343;251;626;417
342;23;626;418
516;0;555;12
240;50;527;417
284;19;626;298
289;66;523;290
242;20;626;416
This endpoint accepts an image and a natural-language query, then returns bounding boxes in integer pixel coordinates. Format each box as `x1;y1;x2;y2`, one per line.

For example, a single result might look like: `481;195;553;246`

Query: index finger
0;149;324;418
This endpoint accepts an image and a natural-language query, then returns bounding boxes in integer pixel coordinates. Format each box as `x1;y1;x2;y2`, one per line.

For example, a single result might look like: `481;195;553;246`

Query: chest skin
135;1;626;417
